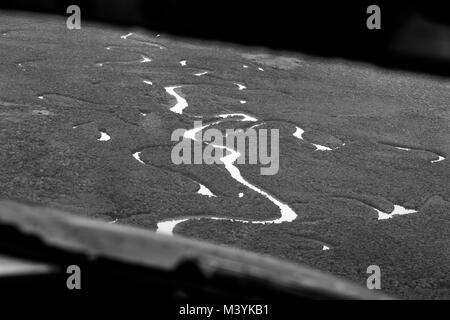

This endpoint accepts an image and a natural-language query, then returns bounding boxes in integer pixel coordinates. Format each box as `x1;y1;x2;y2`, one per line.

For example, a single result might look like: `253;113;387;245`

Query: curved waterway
386;143;446;163
432;156;445;163
164;86;188;114
374;205;417;220
155;104;298;235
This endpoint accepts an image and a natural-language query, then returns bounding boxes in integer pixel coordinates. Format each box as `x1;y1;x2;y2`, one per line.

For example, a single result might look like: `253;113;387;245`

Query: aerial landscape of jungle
1;10;449;299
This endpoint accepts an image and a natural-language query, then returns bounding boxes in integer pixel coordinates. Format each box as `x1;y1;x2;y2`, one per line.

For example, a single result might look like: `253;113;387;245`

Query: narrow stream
386;143;446;163
121;33;133;40
194;71;209;76
374;205;417;220
431;156;445;163
164;86;188;114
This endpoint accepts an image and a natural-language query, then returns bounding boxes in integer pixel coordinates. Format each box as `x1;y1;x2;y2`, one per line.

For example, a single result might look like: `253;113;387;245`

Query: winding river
116;31;428;239
147;85;298;235
385;143;446;163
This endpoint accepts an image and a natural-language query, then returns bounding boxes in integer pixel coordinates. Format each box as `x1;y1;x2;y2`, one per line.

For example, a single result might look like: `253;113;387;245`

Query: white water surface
165;86;188;114
98;131;111;141
375;205;417;220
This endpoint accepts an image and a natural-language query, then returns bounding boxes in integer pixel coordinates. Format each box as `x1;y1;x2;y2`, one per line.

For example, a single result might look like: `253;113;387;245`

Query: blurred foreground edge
0;201;392;300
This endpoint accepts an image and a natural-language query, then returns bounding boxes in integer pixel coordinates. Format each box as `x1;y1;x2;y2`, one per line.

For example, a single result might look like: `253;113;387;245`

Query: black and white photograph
0;0;449;312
